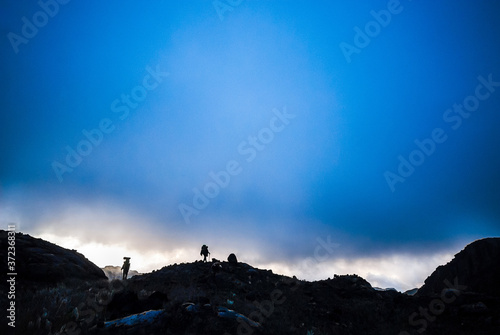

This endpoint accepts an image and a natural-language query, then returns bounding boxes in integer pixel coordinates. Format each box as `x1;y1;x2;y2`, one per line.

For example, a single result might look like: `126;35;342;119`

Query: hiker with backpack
200;245;210;262
121;257;131;280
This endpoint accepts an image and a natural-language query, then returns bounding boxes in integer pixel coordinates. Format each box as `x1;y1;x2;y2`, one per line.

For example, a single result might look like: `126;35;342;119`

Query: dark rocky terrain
0;230;106;283
1;231;500;335
418;238;500;297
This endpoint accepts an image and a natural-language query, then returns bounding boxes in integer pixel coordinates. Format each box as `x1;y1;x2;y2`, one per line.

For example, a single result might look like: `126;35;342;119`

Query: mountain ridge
418;237;500;297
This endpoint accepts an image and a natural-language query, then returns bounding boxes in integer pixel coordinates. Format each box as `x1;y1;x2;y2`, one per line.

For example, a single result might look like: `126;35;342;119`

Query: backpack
201;245;208;255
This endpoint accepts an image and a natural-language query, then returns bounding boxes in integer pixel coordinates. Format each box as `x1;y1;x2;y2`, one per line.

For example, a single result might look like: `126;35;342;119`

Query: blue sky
1;0;500;290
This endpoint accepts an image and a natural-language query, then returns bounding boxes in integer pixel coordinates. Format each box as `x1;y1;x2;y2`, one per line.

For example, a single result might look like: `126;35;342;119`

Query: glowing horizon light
37;232;454;292
38;233;195;273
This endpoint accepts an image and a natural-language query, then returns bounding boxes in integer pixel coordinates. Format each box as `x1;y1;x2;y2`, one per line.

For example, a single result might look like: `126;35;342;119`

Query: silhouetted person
122;257;131;280
200;245;210;262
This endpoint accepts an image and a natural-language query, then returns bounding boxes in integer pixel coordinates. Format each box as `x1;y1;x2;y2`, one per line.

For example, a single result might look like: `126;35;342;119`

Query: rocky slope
418;237;500;297
0;230;106;284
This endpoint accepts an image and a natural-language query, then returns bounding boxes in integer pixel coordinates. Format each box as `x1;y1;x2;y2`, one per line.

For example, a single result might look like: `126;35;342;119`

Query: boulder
227;253;238;264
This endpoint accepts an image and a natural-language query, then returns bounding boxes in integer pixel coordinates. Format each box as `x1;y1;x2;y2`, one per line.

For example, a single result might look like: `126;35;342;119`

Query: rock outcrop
418;237;500;297
0;230;106;284
227;253;237;263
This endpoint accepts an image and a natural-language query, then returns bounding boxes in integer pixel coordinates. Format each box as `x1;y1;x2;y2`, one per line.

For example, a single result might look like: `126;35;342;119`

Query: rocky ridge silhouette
418;237;500;297
0;230;106;284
